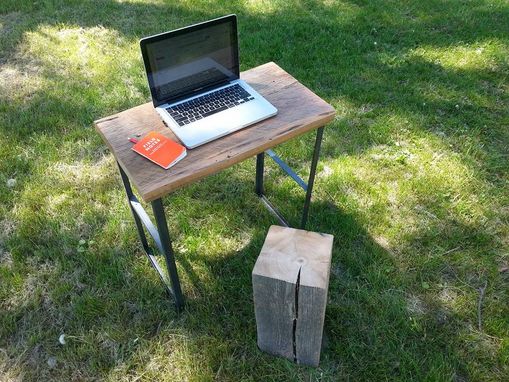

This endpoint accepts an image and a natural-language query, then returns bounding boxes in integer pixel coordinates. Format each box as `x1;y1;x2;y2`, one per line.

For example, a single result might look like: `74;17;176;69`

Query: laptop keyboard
166;84;255;126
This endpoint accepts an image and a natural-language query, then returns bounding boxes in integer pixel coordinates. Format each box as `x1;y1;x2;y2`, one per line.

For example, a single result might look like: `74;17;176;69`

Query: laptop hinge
157;79;232;107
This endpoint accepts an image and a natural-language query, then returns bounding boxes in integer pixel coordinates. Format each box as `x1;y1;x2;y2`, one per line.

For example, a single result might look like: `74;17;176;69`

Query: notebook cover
132;131;186;169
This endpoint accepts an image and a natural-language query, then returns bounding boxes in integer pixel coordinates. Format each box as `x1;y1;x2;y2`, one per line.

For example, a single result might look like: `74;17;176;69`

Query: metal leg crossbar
255;126;324;229
117;126;324;309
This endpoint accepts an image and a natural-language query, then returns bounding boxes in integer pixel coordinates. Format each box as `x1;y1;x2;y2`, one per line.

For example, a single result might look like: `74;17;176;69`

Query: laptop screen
141;15;239;107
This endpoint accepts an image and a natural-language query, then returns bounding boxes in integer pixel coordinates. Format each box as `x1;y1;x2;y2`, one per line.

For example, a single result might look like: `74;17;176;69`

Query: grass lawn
1;0;508;380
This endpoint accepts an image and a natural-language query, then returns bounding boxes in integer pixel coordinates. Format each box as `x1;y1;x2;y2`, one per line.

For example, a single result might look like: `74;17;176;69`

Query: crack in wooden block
292;267;301;362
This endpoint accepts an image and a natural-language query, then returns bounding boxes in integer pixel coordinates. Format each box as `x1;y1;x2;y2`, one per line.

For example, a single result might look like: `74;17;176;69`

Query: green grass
1;0;508;380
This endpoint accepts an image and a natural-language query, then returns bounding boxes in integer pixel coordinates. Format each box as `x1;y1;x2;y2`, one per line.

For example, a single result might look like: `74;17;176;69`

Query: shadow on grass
171;189;481;381
1;0;508;380
2;152;488;380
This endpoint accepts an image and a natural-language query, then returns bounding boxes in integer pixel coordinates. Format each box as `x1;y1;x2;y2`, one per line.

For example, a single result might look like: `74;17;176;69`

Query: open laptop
140;14;277;149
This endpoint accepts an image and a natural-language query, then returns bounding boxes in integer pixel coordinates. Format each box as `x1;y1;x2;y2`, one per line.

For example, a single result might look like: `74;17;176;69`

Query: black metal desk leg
117;162;184;310
254;127;325;229
118;163;150;252
301;126;324;229
256;152;265;196
151;199;185;309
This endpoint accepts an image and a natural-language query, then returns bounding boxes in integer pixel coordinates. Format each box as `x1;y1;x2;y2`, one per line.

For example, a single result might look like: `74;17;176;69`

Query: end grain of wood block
252;225;333;367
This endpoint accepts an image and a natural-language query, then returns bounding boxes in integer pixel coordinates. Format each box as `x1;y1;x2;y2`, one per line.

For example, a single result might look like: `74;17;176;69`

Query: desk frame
117;126;324;310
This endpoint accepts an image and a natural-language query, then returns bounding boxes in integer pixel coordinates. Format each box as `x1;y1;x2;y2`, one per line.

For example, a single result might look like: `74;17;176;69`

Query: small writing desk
94;62;335;309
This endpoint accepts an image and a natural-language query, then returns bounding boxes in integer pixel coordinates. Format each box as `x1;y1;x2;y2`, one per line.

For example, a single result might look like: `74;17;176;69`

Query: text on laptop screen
145;21;238;104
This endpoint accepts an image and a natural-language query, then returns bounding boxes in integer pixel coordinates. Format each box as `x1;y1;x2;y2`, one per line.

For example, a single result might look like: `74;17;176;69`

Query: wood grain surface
94;62;335;202
252;225;334;289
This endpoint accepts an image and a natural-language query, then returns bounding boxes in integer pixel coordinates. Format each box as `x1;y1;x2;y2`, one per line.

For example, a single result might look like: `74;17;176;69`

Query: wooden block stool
252;225;333;366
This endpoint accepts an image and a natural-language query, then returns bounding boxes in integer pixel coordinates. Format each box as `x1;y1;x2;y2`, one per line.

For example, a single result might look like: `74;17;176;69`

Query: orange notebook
131;131;186;169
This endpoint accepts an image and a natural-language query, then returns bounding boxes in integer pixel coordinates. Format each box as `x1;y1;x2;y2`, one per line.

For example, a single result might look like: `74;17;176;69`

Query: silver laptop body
140;15;277;149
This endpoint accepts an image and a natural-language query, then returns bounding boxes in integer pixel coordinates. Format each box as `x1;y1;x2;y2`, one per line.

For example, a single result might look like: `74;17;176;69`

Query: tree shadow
2;0;507;164
171;190;491;380
1;0;508;380
2;148;505;379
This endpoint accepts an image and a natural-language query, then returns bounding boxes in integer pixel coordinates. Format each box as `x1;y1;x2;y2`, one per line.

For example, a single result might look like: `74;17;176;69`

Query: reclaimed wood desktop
94;62;335;309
